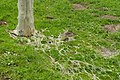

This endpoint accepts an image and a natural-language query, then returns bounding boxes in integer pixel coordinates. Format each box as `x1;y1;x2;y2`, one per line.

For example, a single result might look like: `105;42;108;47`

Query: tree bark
13;0;35;37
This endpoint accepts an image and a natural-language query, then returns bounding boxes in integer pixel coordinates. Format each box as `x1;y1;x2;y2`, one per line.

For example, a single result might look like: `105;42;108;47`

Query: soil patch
98;7;109;11
101;15;119;20
96;47;118;57
0;21;7;26
0;73;11;80
72;4;87;10
100;47;117;57
60;31;75;41
46;16;54;20
104;24;120;32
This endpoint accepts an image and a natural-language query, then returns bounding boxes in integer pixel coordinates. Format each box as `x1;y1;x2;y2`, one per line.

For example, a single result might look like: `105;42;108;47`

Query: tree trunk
13;0;35;37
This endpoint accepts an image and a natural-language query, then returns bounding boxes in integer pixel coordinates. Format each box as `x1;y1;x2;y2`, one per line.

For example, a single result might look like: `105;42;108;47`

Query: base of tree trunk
13;0;35;37
10;29;36;37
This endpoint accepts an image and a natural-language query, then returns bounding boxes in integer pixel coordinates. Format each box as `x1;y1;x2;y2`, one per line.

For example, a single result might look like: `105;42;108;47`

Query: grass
0;0;120;80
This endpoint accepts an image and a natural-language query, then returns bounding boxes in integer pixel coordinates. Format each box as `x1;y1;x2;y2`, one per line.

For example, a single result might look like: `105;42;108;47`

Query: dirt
46;16;54;19
0;74;11;80
60;31;75;41
100;47;117;57
98;7;109;11
63;31;75;37
101;15;119;20
104;24;120;32
72;4;87;10
0;21;7;26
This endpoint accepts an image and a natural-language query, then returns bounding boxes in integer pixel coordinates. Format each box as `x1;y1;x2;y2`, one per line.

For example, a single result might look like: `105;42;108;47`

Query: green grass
0;0;120;80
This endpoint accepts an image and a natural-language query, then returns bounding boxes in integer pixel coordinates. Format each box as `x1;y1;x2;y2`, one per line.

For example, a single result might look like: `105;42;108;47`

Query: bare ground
98;7;109;11
96;47;118;57
72;4;87;10
101;15;119;20
0;21;7;26
103;24;120;32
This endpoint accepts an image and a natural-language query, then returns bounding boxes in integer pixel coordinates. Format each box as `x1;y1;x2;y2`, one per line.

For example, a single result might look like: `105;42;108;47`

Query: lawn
0;0;120;80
